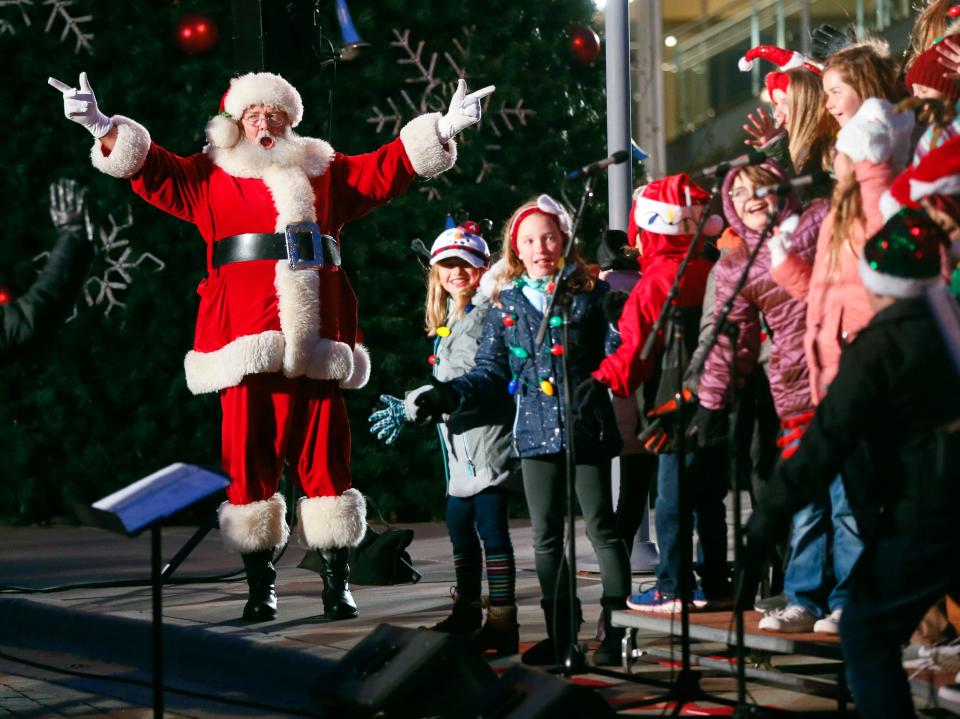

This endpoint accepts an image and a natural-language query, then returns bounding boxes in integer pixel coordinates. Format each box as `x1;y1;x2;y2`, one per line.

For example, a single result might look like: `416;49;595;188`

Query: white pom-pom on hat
205;113;241;149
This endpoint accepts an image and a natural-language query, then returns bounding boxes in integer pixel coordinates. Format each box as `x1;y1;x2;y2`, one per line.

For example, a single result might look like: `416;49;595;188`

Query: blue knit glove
369;394;408;445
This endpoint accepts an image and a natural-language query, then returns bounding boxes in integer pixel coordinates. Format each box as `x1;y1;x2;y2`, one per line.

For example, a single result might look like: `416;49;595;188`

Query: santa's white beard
212;128;310;176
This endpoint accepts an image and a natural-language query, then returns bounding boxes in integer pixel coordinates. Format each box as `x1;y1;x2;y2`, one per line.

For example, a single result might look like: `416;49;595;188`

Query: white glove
436;79;495;144
768;214;799;268
48;72;113;139
834;98;915;168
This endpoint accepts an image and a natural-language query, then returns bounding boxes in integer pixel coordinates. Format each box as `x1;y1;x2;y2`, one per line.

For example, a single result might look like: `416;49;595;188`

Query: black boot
423;595;483;635
241;550;278;622
315;547;359;620
592;597;627;666
521;598;582;666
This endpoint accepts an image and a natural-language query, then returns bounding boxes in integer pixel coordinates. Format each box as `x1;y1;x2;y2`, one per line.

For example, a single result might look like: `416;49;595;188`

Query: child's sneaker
758;604;817;632
627;587;680;612
627;587;708;613
813;608;842;634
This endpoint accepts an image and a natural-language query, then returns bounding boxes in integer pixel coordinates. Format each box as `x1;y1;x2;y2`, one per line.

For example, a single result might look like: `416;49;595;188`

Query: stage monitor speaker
448;664;616;719
313;623;497;718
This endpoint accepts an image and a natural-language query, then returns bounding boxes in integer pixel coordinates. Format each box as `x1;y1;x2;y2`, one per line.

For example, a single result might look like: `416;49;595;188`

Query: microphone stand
536;173;596;676
690;199;784;718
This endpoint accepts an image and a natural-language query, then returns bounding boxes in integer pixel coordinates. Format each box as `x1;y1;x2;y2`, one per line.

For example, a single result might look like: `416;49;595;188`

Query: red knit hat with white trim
631;173;723;245
205;72;304;149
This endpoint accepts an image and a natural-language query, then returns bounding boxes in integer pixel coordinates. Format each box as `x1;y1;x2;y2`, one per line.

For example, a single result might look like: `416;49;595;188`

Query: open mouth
258;134;276;149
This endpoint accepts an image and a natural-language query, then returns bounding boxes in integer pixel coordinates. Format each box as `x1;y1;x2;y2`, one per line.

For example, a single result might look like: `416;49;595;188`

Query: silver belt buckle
285;222;324;270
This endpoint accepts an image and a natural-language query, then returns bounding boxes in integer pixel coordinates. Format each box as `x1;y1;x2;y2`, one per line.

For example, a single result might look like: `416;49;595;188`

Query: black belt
213;223;341;270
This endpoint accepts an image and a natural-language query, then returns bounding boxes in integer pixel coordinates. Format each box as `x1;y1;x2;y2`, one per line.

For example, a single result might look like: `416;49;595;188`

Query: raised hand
437;79;496;143
48;178;88;233
810;24;854;61
406;379;461;426
937;36;960;81
48;72;113;138
368;394;408;445
743;106;782;148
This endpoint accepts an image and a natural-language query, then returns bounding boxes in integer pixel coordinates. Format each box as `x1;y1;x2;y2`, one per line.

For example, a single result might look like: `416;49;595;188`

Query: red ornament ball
950;4;960;17
569;25;601;66
0;287;12;304
176;13;219;55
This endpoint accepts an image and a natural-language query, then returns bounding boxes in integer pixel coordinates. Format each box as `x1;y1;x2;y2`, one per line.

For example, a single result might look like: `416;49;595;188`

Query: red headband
509;207;551;253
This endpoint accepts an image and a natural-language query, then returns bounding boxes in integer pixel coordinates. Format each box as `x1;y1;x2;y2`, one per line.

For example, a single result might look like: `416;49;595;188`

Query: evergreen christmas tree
0;0;608;523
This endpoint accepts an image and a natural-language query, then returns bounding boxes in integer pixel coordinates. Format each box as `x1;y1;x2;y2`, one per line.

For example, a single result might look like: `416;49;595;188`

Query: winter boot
423;591;483;635
521;598;582;666
241;550;278;622
315;547;359;620
472;604;519;655
592;597;628;666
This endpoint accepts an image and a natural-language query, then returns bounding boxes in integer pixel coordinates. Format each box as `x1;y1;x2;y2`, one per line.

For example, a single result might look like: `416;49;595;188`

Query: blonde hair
784;67;837;173
898;94;958;146
824;43;900;273
490;199;595;305
424;263;479;337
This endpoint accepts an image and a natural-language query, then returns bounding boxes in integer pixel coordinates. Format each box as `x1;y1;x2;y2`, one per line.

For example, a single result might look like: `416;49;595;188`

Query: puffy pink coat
698;161;829;420
770;160;893;403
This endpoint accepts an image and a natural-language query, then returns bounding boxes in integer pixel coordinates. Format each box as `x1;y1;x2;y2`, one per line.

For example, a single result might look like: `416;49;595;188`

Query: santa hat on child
906;34;960;103
205;72;305;149
881;135;960;221
737;44;823;99
629;174;723;248
859;208;944;297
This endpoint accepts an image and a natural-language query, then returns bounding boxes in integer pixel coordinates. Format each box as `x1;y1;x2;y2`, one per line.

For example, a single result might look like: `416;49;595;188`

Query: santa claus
49;69;494;622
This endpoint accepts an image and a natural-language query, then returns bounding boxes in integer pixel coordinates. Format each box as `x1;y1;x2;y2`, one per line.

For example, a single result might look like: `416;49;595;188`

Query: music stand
75;463;229;719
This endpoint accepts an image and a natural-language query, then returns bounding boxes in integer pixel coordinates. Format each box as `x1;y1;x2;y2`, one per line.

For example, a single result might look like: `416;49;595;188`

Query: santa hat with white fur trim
881;135;960;221
632;173;723;242
737;44;823;75
205;72;304;149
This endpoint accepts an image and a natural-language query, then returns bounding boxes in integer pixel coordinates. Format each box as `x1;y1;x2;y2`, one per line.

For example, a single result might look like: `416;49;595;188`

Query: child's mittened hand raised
768;214;799;267
368;394;408;445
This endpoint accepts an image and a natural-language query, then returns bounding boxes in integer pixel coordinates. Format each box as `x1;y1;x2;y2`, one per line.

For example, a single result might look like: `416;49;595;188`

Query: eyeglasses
241;112;287;128
728;187;752;203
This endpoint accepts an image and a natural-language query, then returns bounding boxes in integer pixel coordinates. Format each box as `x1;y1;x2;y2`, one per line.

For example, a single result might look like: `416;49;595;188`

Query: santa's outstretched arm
49;73;119;153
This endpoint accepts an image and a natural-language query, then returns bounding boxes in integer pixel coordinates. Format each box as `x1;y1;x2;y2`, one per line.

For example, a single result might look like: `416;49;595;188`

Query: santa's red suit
89;72;457;557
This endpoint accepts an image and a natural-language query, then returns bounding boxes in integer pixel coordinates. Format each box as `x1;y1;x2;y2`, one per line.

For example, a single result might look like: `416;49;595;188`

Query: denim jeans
654;446;729;598
445;487;512;555
784;474;863;617
841;536;960;718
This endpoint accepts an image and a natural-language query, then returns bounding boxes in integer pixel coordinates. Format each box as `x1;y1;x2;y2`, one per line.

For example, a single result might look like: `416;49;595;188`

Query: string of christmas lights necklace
427;303;475;367
502;274;566;397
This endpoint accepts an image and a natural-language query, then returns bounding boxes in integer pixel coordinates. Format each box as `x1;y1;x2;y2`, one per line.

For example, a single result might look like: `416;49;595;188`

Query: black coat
750;296;960;544
1;223;91;360
450;267;622;461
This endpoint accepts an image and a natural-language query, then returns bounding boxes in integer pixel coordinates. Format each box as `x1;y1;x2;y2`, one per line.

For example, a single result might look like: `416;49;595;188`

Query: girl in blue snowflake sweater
408;195;631;667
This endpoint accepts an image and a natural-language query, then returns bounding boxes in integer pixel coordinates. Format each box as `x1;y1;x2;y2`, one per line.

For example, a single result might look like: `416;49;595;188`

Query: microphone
697;150;766;177
566;150;630;180
754;170;832;199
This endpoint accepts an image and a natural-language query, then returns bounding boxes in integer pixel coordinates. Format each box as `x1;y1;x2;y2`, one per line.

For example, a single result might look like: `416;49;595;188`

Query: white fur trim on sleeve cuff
339;344;370;389
399;113;457;178
878;190;902;223
296;489;367;549
218;493;290;554
90;115;151;179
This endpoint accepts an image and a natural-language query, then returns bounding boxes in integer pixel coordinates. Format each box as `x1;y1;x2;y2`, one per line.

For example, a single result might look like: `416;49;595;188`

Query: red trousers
220;373;352;505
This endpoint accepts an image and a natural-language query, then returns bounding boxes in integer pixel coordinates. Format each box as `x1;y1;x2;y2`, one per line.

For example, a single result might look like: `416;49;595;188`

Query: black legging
521;454;631;601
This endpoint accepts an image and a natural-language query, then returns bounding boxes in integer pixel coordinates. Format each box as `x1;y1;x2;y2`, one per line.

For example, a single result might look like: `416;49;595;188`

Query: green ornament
510;345;530;359
549;316;563;328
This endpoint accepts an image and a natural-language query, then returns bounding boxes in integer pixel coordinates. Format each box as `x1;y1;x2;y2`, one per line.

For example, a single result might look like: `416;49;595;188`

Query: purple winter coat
697;161;829;421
